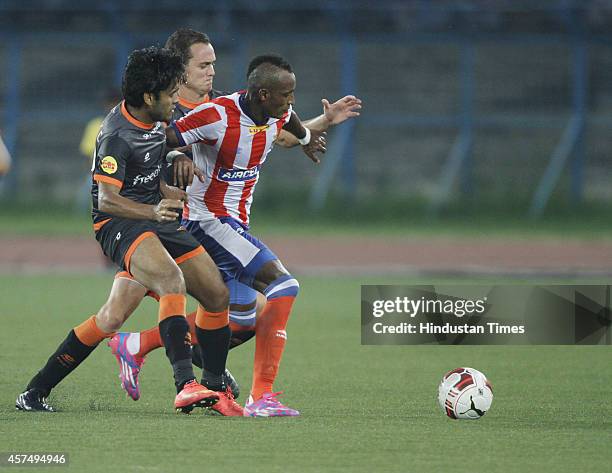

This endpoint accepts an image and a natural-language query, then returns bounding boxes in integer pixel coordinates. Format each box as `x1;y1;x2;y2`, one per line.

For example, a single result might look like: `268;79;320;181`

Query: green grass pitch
1;274;612;472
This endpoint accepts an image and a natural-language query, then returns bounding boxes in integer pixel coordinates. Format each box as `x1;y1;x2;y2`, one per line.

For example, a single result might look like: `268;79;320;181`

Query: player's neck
179;87;209;106
125;103;154;125
241;92;267;125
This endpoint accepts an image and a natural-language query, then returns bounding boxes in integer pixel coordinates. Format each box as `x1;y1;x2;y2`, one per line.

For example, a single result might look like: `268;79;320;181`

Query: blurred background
2;0;612;226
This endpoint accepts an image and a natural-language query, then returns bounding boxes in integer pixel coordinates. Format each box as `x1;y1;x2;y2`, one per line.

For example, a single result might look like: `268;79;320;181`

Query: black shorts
95;217;204;273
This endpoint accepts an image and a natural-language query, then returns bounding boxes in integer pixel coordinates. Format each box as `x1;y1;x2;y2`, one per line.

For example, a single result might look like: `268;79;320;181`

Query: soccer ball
438;367;493;420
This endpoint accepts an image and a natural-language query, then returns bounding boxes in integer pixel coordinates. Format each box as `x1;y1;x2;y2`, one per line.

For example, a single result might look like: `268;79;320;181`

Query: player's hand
152;199;184;222
322;95;362;125
173;154;205;189
161;184;187;202
302;130;326;164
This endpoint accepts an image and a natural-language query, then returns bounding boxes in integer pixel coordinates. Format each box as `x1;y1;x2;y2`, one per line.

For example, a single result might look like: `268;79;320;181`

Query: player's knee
157;265;186;295
255;259;290;287
95;304;127;332
207;283;230;312
189;278;228;313
264;274;299;300
229;300;257;327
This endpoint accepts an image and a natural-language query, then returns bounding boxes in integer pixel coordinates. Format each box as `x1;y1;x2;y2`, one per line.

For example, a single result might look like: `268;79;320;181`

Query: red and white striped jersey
171;92;291;226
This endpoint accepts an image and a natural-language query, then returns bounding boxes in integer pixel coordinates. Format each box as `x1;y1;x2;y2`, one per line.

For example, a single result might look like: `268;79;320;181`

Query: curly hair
122;46;184;107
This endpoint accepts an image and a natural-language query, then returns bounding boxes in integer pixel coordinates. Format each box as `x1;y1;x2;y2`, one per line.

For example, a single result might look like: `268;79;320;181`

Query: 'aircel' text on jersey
217;165;260;182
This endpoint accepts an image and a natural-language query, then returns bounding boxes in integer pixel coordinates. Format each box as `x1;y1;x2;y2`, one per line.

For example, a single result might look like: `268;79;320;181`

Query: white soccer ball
438;367;493;420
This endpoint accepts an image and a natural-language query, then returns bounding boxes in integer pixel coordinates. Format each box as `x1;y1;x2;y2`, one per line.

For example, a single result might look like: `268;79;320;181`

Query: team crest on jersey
249;124;269;135
218;165;260;182
100;156;118;174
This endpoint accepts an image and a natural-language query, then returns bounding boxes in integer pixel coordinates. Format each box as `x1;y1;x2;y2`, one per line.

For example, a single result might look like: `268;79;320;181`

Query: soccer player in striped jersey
162;54;327;416
103;30;360;415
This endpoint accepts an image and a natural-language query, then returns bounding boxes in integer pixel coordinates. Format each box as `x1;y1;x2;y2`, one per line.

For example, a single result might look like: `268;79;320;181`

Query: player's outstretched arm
275;95;362;148
98;181;183;222
282;112;327;164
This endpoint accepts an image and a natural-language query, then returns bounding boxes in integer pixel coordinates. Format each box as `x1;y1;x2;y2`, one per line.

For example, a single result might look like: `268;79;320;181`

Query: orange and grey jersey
91;101;166;229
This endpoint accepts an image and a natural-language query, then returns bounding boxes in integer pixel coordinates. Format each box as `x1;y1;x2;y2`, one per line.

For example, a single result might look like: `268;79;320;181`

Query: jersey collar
178;95;210;111
120;101;155;130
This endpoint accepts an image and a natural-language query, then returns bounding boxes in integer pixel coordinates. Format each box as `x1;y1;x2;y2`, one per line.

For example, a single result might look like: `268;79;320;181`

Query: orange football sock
195;305;229;330
74;315;114;347
250;296;294;400
158;294;186;321
136;326;163;357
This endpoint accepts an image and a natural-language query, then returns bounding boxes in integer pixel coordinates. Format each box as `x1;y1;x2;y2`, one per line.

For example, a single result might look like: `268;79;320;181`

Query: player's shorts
95;217;204;273
182;216;277;289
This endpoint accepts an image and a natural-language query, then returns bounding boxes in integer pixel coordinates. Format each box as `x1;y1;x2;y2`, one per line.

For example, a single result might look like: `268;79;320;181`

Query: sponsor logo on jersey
132;164;162;186
101;156;118;174
249;124;269;135
144;152;150;162
142;123;163;139
217;165;260;182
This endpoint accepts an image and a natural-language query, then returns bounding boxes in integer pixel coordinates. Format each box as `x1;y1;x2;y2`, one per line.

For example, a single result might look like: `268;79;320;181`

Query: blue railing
2;1;612;215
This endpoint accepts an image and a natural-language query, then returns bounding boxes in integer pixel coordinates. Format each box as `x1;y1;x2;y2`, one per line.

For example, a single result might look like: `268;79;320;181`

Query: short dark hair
122;46;184;107
246;54;293;81
246;54;293;94
165;28;211;66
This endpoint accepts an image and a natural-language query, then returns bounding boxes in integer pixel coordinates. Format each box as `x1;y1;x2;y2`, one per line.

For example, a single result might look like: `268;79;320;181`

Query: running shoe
223;369;240;400
16;389;55;412
108;333;145;400
243;391;299;417
208;386;244;417
175;380;219;413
